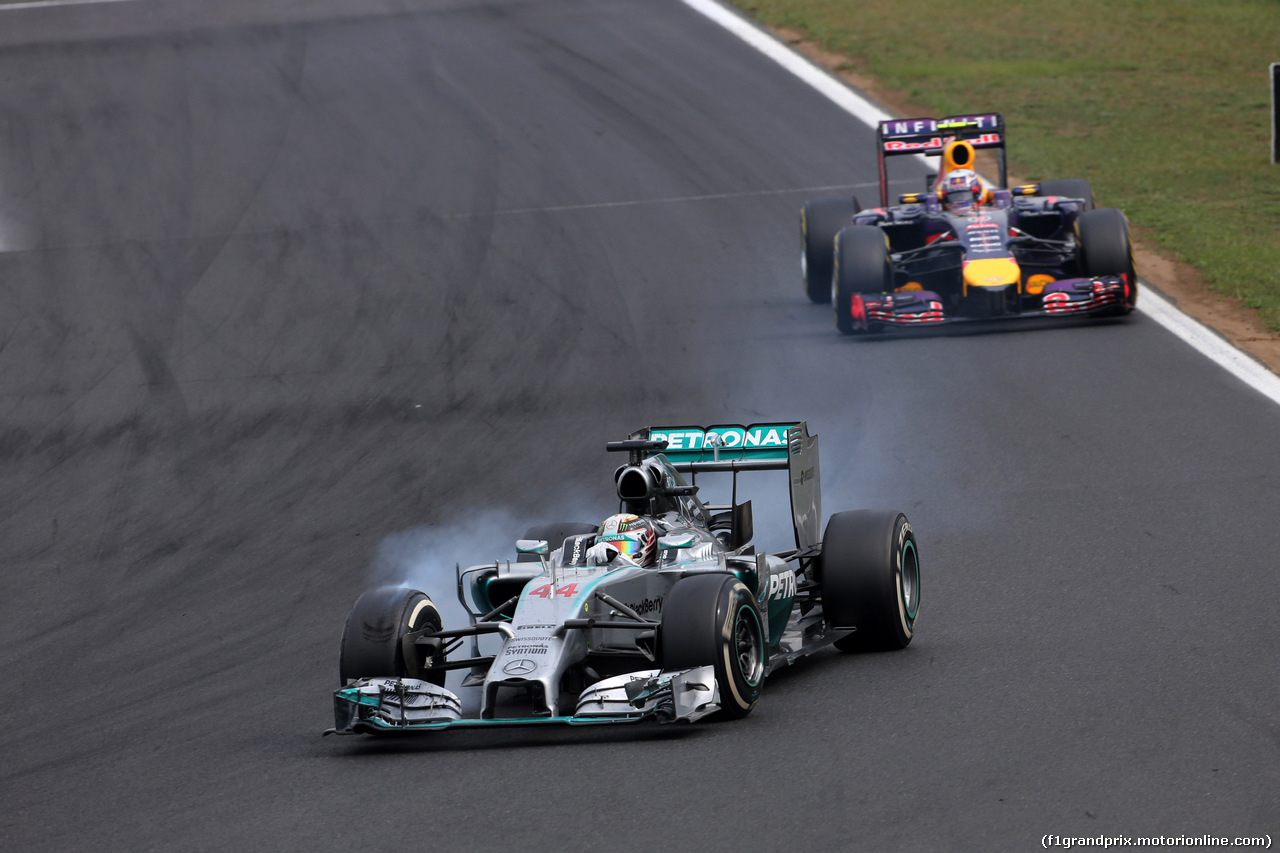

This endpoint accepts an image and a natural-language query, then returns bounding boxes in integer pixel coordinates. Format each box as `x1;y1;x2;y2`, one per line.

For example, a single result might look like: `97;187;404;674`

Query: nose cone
963;257;1021;290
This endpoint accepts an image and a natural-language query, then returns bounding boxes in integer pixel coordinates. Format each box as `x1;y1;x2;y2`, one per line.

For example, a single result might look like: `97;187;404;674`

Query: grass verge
734;0;1280;331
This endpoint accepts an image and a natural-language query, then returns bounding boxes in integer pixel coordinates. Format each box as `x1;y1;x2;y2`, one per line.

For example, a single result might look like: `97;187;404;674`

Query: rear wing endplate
642;423;822;551
876;112;1006;206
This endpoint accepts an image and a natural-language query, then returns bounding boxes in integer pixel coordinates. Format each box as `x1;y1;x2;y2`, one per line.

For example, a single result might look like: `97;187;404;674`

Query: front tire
658;574;765;718
801;196;859;304
833;225;892;335
339;586;445;686
1076;207;1137;314
821;510;920;651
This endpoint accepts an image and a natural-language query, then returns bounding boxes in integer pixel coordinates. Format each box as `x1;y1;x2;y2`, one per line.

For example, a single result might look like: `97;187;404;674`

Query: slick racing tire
821;510;920;652
1038;179;1094;211
339;586;446;686
658;574;765;718
516;522;599;562
801;196;859;304
1076;207;1137;314
832;225;891;335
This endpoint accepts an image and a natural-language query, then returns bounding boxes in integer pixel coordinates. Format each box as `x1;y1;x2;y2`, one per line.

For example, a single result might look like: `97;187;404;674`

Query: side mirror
658;533;697;551
516;539;549;555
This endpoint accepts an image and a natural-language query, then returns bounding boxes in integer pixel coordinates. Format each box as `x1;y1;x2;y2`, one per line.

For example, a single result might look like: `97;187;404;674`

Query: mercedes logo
503;658;537;676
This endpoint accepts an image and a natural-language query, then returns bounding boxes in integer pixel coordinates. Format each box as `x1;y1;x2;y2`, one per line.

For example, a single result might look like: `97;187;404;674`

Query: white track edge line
1134;285;1280;399
680;0;1280;407
0;0;135;10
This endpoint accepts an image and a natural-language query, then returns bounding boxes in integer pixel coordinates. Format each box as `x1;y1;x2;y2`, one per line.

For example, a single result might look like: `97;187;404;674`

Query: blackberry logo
626;596;664;617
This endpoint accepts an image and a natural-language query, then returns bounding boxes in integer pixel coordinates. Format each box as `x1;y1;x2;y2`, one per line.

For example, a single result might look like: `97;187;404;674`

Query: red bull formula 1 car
800;113;1137;334
327;423;920;734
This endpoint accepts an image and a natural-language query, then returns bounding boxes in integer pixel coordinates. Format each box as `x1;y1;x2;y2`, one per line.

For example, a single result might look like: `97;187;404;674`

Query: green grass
735;0;1280;330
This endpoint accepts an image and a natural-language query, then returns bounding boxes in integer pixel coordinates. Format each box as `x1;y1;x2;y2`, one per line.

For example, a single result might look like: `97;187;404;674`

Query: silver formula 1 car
327;422;920;734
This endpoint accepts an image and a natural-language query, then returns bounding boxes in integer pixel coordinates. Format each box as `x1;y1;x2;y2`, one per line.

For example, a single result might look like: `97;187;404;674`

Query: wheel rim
900;540;920;622
734;604;765;687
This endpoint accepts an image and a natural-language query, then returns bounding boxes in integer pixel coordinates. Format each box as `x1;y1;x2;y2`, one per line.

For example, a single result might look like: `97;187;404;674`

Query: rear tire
801;196;859;304
1038;179;1094;210
821;510;920;652
517;522;598;562
1077;207;1137;314
339;586;445;686
833;225;892;335
658;574;765;718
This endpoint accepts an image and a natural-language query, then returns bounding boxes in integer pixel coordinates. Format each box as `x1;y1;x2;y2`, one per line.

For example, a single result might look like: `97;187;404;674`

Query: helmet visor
946;188;973;207
600;532;646;559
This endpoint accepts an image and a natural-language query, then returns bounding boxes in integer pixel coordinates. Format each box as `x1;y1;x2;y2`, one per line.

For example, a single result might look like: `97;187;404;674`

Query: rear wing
641;423;822;551
876;112;1006;206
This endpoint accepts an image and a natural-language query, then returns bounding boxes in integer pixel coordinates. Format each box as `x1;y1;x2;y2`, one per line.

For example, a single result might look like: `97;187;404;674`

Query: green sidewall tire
1076;207;1137;314
802;196;859;304
833;225;891;335
658;574;766;718
821;510;920;652
1038;178;1095;211
339;586;445;686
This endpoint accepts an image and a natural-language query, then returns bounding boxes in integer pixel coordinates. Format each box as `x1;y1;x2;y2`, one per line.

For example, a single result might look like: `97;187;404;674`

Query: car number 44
527;584;580;598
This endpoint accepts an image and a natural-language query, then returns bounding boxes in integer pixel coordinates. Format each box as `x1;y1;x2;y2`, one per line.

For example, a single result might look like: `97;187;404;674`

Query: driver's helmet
594;513;658;567
940;169;984;212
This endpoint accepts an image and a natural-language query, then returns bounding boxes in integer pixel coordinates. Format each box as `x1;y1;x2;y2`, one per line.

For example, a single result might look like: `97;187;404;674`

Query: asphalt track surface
1;1;1278;850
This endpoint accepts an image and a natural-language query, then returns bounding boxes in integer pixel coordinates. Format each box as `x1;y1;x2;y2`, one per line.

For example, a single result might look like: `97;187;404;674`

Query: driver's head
593;513;658;567
940;168;984;212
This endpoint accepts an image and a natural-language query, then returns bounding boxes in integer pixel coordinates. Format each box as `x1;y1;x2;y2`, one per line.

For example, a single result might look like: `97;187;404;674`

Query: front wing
852;275;1130;329
325;666;720;735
